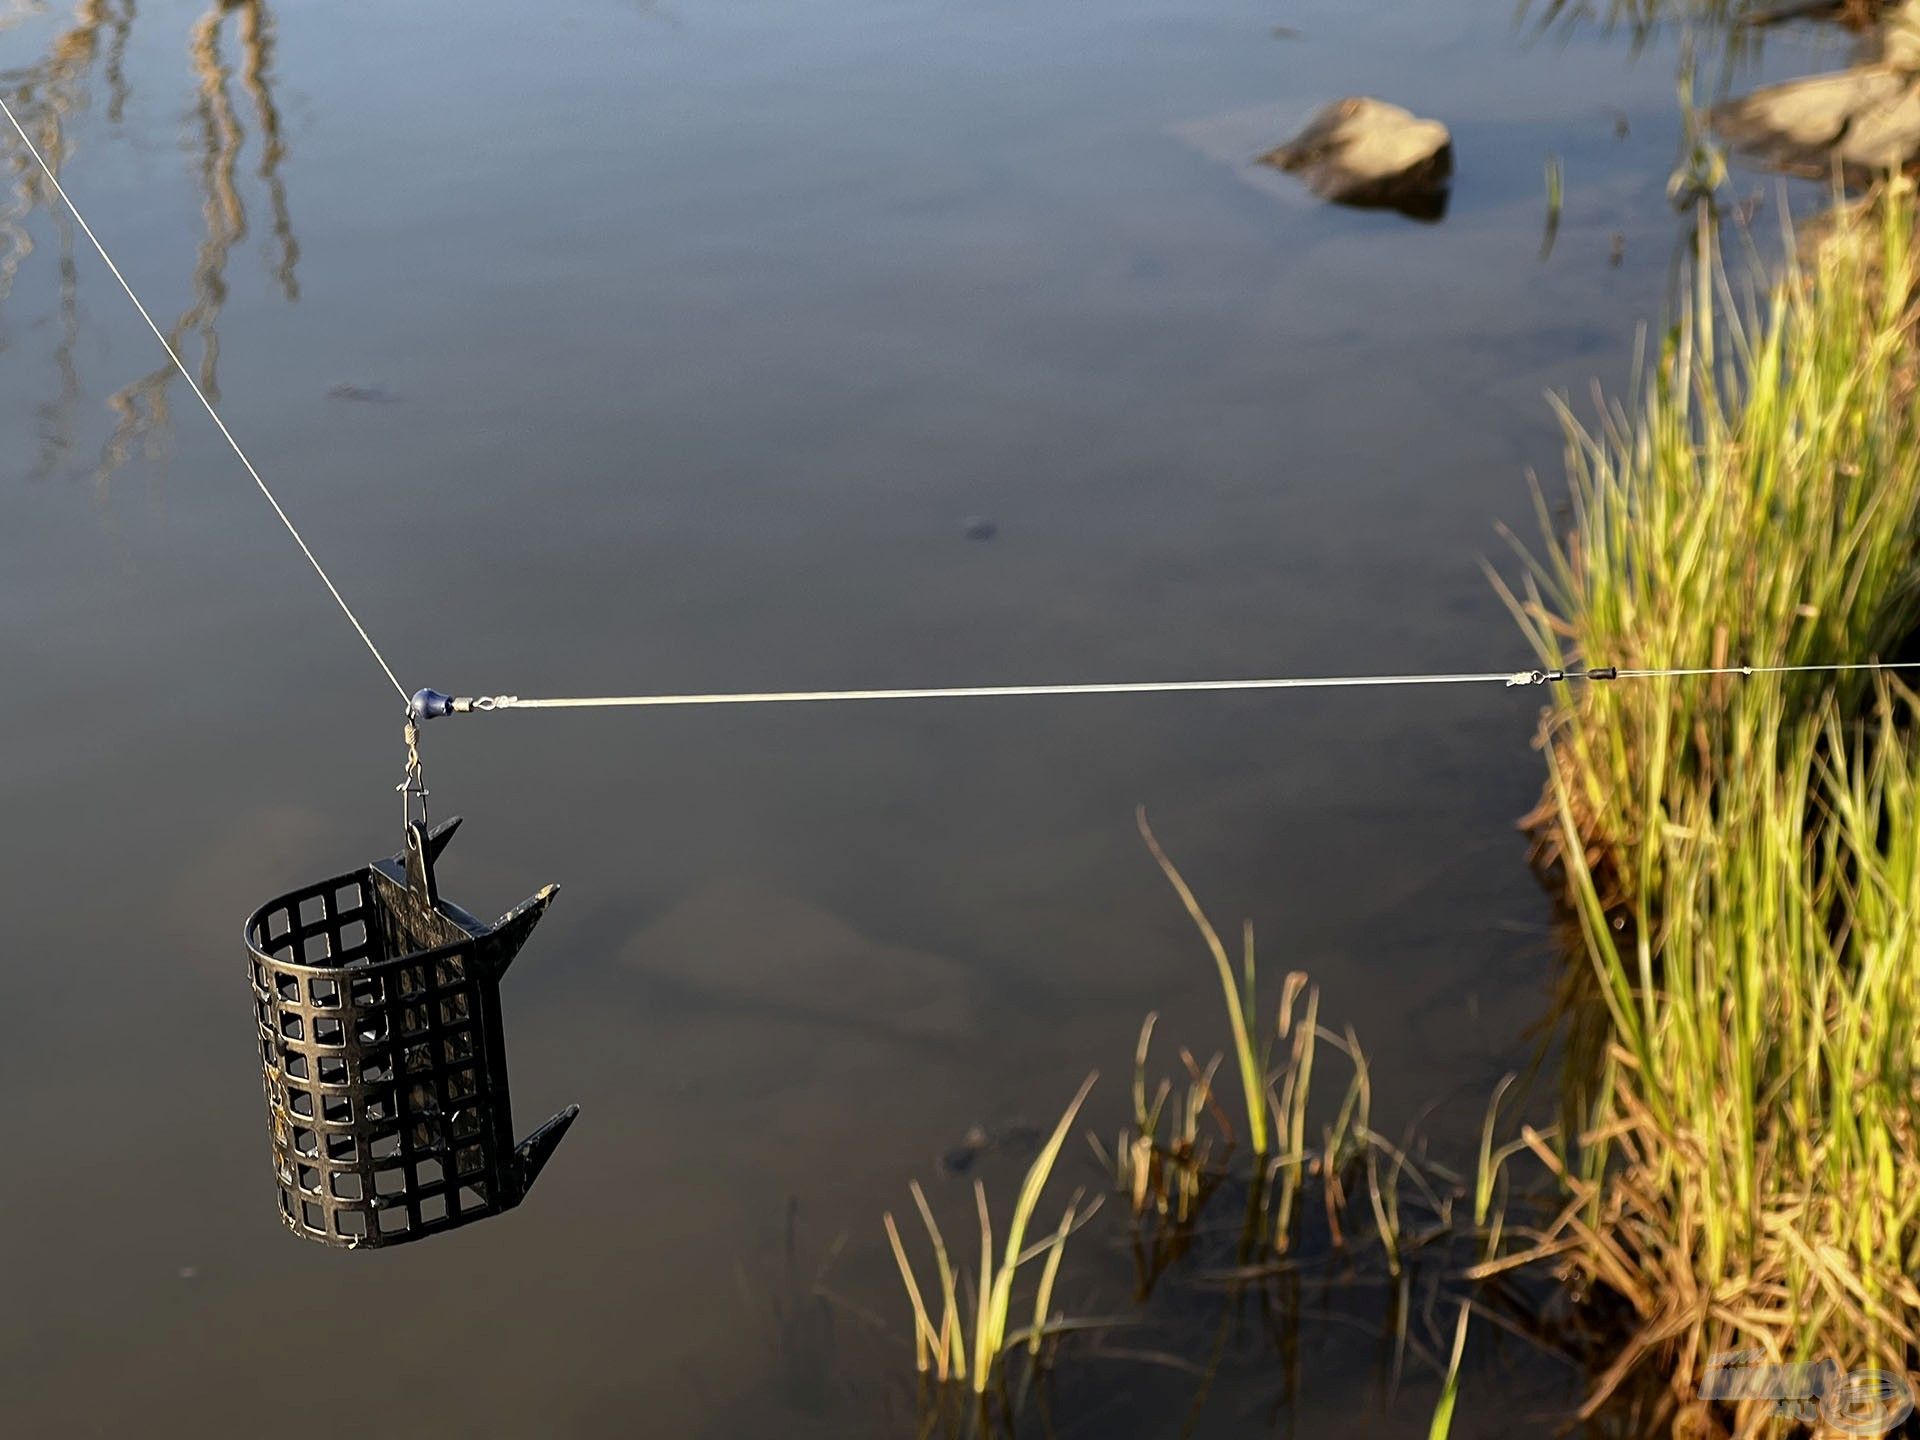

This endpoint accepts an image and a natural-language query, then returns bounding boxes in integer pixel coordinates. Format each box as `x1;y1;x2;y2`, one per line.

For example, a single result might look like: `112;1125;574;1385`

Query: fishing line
403;659;1920;720
0;94;408;702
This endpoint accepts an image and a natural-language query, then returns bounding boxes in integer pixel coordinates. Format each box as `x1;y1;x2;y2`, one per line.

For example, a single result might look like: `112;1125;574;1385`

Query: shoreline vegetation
1505;179;1920;1434
882;184;1920;1439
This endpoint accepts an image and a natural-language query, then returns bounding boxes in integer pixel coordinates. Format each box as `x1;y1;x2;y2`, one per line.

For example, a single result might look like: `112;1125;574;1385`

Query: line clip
398;718;430;829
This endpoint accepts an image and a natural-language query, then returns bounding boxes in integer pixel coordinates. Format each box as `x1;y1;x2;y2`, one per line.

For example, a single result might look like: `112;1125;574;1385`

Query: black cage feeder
244;817;577;1248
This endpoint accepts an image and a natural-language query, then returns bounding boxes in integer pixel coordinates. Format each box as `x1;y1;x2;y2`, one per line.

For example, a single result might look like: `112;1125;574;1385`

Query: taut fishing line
402;659;1920;718
10;92;1919;1247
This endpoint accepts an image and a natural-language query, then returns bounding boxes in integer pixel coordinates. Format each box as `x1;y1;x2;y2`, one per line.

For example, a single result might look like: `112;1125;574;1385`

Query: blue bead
409;688;455;721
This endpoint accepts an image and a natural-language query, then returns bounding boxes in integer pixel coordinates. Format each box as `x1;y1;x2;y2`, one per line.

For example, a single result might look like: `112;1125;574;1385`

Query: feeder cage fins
245;817;578;1248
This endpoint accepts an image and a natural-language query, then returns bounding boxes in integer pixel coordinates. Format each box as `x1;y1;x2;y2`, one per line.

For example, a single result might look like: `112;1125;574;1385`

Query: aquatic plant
1136;810;1271;1161
1128;814;1454;1270
1542;152;1564;259
883;1072;1098;1397
1118;847;1529;1440
1092;1011;1225;1232
1666;51;1729;213
1428;1302;1473;1440
1503;182;1920;1429
1534;687;1920;1430
896;820;1535;1431
1502;181;1920;884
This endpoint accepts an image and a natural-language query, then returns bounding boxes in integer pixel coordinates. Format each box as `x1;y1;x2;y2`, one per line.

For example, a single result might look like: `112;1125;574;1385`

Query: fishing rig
8;96;1918;1250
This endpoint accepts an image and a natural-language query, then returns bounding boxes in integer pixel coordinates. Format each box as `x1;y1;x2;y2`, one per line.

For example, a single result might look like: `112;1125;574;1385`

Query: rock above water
1259;97;1453;218
1711;63;1920;178
1874;4;1920;69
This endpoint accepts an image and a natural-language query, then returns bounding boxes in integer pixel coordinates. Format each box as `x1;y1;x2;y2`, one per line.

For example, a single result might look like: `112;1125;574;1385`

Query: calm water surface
0;1;1840;1434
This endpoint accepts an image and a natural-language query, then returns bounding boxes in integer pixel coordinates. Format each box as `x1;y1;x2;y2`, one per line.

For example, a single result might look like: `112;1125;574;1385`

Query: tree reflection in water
0;1;300;491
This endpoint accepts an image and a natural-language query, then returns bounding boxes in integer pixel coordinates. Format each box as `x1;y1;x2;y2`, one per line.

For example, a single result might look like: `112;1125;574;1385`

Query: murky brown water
0;1;1841;1434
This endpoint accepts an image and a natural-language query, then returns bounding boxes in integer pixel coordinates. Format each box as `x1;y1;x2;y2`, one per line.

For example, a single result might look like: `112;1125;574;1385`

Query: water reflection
99;0;299;496
0;2;132;307
0;2;132;480
1517;0;1775;84
1520;0;1757;41
0;0;299;492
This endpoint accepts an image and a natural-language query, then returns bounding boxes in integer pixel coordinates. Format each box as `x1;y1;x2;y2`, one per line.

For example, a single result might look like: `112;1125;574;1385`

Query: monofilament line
0;95;408;702
435;658;1920;716
1611;661;1920;680
475;671;1535;711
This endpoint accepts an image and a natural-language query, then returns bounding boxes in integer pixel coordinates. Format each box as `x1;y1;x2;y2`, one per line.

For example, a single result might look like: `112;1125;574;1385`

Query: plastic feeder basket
245;817;577;1248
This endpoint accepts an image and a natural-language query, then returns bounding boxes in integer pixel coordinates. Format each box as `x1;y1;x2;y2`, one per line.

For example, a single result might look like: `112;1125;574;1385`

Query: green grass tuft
1504;181;1920;1427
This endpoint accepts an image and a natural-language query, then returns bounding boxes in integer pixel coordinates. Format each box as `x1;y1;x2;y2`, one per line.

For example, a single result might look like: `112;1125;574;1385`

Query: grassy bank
1506;183;1920;1430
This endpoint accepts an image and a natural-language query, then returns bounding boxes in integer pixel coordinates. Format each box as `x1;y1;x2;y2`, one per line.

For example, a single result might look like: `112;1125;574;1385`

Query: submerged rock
1711;63;1920;178
1258;97;1452;220
940;1120;1042;1176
